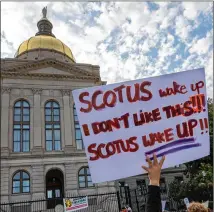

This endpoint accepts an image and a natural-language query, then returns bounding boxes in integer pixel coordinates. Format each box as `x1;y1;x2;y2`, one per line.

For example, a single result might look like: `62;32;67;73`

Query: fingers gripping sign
142;154;165;186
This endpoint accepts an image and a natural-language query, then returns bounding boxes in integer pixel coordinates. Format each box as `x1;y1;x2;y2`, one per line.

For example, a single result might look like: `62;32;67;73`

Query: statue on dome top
42;6;47;18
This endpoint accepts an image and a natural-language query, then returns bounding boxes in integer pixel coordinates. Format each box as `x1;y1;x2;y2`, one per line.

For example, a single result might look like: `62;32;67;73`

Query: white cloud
205;51;213;97
175;55;181;61
175;15;193;41
1;33;16;58
157;33;177;65
151;3;168;24
139;41;150;54
160;7;180;30
175;48;213;97
189;31;213;55
1;3;38;49
182;2;212;20
1;2;213;97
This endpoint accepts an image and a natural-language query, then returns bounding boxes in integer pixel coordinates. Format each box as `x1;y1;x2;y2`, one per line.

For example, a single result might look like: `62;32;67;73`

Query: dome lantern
35;6;55;37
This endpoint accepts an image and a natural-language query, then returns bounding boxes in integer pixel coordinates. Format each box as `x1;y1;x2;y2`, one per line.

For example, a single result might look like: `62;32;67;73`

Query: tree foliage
169;163;213;202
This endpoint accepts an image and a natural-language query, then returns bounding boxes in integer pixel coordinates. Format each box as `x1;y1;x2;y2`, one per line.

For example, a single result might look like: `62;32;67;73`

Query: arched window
12;171;30;194
78;167;93;188
13;100;30;152
45;101;61;151
73;105;84;150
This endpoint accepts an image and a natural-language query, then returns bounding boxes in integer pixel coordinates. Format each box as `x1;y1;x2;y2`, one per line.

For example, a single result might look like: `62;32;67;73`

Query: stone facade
0;60;115;206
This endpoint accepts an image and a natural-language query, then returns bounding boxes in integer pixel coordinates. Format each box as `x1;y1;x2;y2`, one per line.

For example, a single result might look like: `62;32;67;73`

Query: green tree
169;163;213;202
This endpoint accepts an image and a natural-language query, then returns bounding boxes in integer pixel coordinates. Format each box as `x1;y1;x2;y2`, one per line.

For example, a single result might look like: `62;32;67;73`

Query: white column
1;87;11;156
61;90;73;152
32;88;43;153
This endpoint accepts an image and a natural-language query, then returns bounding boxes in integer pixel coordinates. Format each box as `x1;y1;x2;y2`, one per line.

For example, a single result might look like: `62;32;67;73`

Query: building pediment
28;67;75;76
1;58;101;82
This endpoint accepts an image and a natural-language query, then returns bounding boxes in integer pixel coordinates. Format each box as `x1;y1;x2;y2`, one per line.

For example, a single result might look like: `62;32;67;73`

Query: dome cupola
35;7;55;37
15;7;75;63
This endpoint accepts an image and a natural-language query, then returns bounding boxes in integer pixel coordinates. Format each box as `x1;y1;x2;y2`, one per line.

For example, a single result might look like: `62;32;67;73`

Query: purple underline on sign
148;143;201;160
145;137;195;155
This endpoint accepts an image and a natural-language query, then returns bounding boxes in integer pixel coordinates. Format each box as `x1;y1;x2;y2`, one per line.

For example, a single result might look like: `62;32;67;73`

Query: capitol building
1;8;185;211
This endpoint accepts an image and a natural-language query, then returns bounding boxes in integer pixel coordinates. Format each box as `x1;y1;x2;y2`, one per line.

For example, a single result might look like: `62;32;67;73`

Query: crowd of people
120;154;212;212
120;206;132;212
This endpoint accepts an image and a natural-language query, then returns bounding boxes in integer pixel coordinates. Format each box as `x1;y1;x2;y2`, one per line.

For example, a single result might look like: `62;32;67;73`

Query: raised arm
142;154;165;212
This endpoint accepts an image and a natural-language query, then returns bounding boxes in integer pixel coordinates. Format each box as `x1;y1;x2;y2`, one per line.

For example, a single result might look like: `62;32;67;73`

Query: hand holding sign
72;68;210;183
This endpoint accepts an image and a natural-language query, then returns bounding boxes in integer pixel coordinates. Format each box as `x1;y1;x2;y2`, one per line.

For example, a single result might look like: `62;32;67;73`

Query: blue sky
1;2;213;97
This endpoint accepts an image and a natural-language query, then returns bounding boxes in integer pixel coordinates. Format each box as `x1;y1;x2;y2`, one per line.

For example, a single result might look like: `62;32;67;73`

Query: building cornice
1;58;98;75
31;88;43;95
1;87;12;94
1;71;100;81
1;85;101;95
0;152;87;160
60;89;71;96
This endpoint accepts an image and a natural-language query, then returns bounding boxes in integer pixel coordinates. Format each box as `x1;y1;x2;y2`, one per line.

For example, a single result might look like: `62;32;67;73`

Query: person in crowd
188;202;209;212
142;154;210;212
120;206;127;212
126;205;132;212
208;202;213;212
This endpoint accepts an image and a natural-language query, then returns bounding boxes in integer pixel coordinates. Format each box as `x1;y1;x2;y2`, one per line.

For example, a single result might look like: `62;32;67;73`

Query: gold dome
16;35;75;62
15;7;75;62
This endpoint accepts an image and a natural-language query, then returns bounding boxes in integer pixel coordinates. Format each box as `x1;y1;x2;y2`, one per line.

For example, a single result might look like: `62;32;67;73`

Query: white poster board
63;197;88;212
184;197;190;208
202;201;209;208
72;68;210;183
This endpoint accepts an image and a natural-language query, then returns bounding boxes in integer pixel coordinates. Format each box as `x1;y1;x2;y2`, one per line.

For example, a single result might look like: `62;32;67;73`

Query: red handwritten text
82;113;130;136
88;136;139;161
191;81;204;94
79;81;153;113
159;81;187;98
162;94;205;118
133;108;161;126
176;119;198;138
142;128;174;147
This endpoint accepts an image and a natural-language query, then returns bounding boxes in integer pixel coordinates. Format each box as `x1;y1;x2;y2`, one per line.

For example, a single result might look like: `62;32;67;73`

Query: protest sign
184;197;190;208
63;197;88;212
72;68;210;183
202;201;209;208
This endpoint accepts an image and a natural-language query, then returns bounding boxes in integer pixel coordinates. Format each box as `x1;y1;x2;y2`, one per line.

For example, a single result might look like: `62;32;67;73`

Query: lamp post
125;184;132;209
201;171;209;201
202;171;206;178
